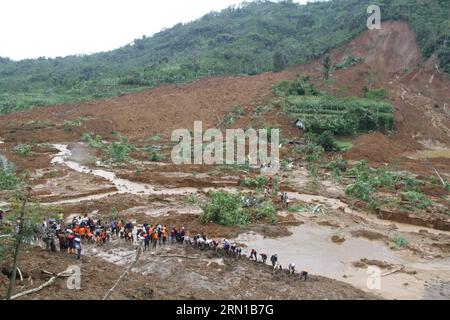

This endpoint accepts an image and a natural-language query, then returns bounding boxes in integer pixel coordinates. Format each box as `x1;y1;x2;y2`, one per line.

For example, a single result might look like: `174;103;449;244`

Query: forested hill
0;0;449;113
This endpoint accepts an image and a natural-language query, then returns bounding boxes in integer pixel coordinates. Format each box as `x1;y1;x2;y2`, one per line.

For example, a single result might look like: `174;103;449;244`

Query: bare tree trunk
6;196;28;300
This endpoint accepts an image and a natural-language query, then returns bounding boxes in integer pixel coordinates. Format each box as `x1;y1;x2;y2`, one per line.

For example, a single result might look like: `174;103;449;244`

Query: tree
323;52;332;80
273;51;286;72
2;175;43;300
316;131;339;152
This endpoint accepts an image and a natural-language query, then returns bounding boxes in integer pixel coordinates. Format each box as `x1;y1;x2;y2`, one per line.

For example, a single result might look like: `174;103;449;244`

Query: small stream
51;144;237;197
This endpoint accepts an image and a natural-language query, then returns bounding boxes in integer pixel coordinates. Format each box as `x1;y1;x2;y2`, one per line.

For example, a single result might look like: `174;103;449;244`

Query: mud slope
0;21;449;161
0;72;292;142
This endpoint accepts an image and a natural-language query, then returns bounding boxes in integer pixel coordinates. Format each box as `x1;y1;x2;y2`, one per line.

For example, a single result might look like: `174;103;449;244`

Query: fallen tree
8;269;73;300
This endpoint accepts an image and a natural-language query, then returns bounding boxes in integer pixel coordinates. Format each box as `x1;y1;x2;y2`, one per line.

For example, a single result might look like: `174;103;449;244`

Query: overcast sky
0;0;309;61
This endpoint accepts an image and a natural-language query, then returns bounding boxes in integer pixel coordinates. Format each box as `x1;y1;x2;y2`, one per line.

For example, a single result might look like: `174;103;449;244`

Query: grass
240;176;269;191
335;140;353;151
82;132;104;149
0;169;20;190
285;95;393;116
288;204;313;213
391;235;408;249
343;161;428;210
200;191;277;226
402;191;433;210
220;105;245;126
108;134;134;164
11;144;32;157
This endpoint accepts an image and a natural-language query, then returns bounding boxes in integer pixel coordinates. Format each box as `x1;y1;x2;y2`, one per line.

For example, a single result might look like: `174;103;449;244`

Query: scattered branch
8;269;72;300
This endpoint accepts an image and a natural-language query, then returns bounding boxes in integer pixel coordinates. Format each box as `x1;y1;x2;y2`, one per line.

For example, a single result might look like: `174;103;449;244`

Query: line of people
40;214;308;280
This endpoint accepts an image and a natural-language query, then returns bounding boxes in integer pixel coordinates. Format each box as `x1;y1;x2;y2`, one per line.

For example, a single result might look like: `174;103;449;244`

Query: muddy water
236;222;404;278
236;222;450;300
51;144;242;198
406;149;450;160
52;144;201;196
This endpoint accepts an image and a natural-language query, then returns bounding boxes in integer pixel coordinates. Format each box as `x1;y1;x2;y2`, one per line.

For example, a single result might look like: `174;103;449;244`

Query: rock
331;235;346;244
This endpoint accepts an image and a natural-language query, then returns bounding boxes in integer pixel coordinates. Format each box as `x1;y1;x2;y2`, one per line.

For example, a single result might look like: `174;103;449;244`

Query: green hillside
0;0;449;113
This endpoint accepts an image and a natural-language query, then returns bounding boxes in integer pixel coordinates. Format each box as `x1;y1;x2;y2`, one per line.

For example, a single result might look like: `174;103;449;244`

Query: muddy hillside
1;21;450;300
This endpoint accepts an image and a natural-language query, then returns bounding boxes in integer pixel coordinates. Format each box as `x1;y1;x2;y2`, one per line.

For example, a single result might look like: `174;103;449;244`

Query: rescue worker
301;269;308;281
74;235;82;260
249;249;258;261
270;254;278;268
223;239;231;253
260;253;268;264
152;230;158;249
158;225;162;245
58;232;67;251
67;230;75;254
44;227;56;253
288;263;296;275
162;225;167;244
170;227;176;244
144;232;150;251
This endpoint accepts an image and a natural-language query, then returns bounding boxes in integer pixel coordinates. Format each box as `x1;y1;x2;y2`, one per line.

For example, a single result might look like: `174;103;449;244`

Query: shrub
107;133;134;163
445;182;450;191
188;194;196;205
255;200;277;224
335;55;362;69
0;168;20;190
295;140;324;162
273;76;321;97
241;176;269;190
345;181;375;202
222;106;245;126
11;144;32;157
108;140;133;163
391;235;408;248
402;191;432;210
363;87;389;100
344;107;378;132
328;157;347;182
316;131;339;152
150;152;161;162
200;191;250;226
82;132;104;149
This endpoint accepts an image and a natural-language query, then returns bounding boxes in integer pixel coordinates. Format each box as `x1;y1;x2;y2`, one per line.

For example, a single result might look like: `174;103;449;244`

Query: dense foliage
0;0;448;113
200;191;276;226
0;156;20;190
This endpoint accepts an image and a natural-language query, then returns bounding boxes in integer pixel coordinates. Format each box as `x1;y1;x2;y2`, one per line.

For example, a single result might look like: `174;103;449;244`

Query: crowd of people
40;214;188;258
39;213;308;280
